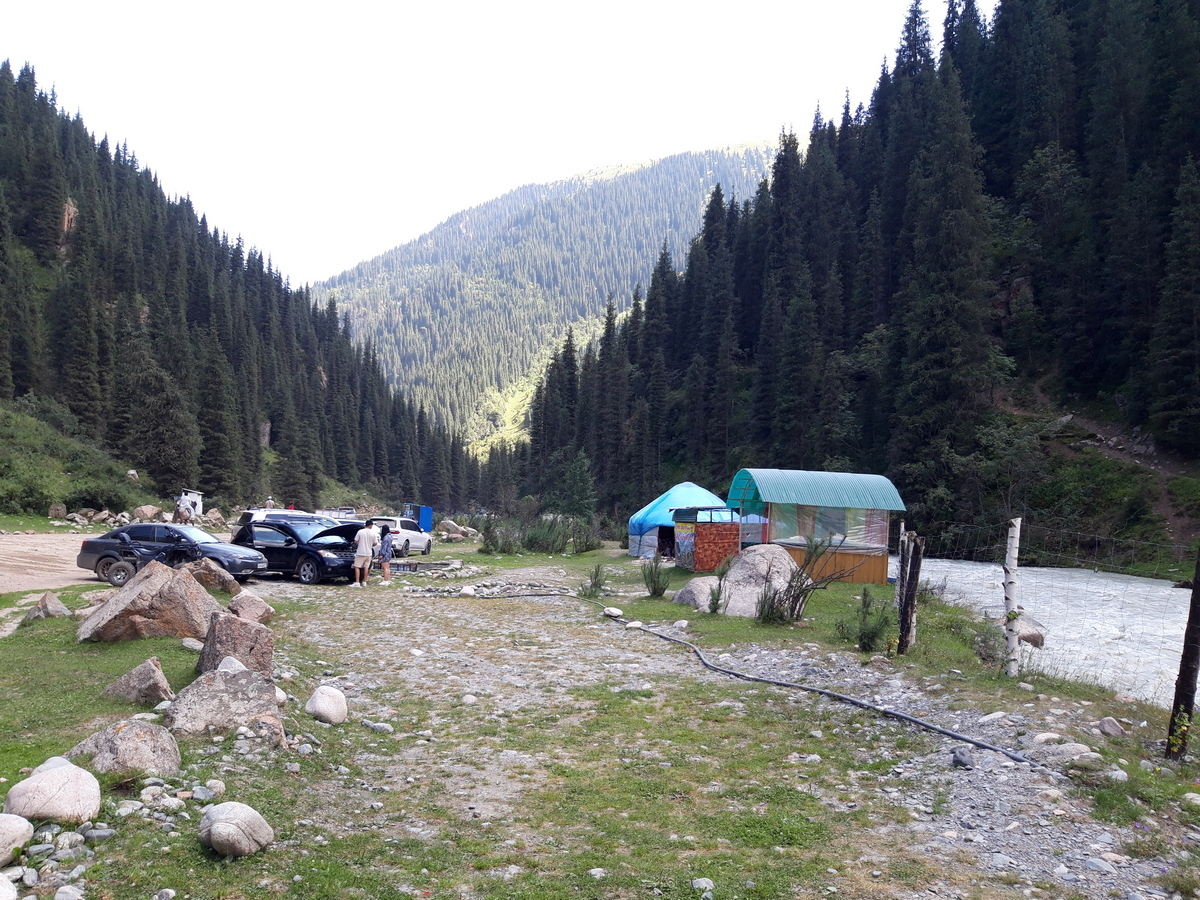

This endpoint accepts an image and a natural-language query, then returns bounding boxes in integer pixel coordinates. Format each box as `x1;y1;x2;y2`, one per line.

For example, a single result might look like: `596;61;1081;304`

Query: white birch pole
895;521;908;610
1003;517;1022;677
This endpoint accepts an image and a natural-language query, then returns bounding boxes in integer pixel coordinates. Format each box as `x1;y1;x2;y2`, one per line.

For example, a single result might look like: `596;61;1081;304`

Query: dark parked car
77;524;268;583
230;520;360;584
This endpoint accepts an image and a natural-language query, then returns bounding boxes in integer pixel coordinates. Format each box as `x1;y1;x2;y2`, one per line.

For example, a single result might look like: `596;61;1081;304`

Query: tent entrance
657;526;676;558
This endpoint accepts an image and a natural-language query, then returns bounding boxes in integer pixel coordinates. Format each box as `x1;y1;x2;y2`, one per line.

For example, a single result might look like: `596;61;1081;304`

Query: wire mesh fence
905;523;1196;708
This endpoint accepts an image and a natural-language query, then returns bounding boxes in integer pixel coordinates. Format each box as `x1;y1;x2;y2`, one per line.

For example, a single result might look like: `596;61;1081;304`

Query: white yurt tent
627;482;726;558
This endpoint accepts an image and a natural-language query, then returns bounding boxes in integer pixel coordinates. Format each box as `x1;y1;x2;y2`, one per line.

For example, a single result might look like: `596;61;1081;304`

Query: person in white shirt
351;521;379;587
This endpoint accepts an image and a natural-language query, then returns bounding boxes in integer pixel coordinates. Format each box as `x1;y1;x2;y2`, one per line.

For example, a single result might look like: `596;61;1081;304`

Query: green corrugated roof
725;468;906;511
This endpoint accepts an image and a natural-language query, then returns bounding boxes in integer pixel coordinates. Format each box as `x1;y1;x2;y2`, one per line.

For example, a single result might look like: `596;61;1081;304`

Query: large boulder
717;544;799;617
199;801;274;857
436;519;465;536
305;685;348;725
132;504;161;521
673;576;722;612
102;656;176;705
227;588;276;624
2;758;101;823
66;720;181;777
76;561;224;642
48;503;67;519
181;557;242;594
0;812;34;866
20;591;72;626
196;612;274;676
164;668;284;746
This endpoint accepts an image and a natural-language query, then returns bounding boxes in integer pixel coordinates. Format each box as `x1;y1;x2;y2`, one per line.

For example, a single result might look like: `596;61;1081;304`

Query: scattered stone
76;561;224;642
196;612;274;676
305;686;348;725
1098;716;1126;737
66;720;181;777
951;747;975;769
227;589;275;624
181;557;241;594
218;656;248;674
164;668;284;746
0;812;34;865
1;758;100;823
20;592;71;625
673;576;720;612
181;637;204;652
692;877;715;891
102;656;176;705
199;802;274;857
602;607;623;618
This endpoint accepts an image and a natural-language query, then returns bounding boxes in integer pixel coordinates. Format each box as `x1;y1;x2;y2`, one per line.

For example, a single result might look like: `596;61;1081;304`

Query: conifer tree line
0;61;479;513
505;0;1200;536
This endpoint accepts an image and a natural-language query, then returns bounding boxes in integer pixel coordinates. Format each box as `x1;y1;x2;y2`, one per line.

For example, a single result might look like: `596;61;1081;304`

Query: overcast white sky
5;0;993;287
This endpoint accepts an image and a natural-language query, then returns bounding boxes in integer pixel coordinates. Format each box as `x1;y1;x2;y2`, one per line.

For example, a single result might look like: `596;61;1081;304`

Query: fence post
896;534;924;655
1167;546;1200;760
1003;517;1022;678
896;524;910;610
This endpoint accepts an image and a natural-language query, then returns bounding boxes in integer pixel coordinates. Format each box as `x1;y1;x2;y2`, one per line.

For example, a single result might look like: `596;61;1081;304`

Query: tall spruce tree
888;57;998;527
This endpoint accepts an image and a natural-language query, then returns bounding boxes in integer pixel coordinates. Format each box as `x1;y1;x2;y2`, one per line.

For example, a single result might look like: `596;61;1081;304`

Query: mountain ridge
314;145;774;433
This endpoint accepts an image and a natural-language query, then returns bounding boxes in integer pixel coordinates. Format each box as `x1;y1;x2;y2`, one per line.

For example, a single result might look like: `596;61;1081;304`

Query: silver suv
368;516;433;557
235;509;340;528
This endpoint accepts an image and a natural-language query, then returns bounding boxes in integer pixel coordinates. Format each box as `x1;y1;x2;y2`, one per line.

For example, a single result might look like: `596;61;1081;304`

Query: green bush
834;587;895;653
569;517;602;554
642;553;671;597
522;517;570;554
579;563;606;599
480;518;522;554
1169;476;1200;519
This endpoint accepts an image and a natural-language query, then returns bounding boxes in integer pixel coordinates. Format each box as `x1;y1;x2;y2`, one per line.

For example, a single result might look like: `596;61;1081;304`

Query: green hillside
314;149;773;434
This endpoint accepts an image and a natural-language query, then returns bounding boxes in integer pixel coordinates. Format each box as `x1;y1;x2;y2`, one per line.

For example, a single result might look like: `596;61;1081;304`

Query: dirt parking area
0;531;98;593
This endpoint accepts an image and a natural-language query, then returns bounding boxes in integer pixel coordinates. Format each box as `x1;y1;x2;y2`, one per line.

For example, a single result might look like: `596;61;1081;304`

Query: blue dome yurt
627;482;726;558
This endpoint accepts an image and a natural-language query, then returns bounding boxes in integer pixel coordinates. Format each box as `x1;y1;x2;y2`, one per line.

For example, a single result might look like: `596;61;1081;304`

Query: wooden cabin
725;468;906;585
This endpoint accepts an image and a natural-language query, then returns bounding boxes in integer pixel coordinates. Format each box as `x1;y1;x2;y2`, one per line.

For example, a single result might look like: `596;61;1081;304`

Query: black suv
230;520;360;584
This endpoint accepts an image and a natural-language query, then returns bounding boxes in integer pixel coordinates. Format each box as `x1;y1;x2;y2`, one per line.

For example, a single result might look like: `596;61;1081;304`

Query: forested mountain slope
314;149;773;432
0;61;471;513
511;0;1200;543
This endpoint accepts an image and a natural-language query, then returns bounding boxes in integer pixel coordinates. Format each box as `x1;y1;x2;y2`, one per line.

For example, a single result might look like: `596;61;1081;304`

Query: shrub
834;587;895;653
481;519;522;554
580;563;606;599
642;553;671;597
569;517;602;554
523;517;570;554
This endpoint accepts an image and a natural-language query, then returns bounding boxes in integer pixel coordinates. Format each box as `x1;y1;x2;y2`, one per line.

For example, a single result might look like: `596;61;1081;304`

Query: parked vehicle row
76;510;435;587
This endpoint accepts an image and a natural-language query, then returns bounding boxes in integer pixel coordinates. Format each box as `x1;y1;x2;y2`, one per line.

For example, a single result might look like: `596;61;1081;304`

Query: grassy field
1;542;1197;899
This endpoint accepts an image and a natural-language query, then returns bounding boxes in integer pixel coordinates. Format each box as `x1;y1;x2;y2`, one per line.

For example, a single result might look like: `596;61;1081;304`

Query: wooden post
1003;518;1022;678
1167;547;1200;760
895;524;910;611
896;534;924;654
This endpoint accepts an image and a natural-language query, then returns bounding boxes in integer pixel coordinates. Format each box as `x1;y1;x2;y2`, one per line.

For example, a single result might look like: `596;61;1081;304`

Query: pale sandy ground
0;532;98;593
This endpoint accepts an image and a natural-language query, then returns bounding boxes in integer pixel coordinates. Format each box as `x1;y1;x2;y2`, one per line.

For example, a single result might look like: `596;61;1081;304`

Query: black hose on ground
411;586;1041;767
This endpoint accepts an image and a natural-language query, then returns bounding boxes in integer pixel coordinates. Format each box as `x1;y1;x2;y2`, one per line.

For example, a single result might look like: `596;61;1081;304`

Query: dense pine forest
0;61;478;513
315;148;773;432
507;0;1200;541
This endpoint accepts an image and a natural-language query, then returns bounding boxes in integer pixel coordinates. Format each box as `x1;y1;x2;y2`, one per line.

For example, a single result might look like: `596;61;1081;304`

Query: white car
368;516;433;557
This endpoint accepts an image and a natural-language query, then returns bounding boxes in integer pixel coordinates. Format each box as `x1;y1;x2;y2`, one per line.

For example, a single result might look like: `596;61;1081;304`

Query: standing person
378;523;394;585
264;496;276;509
351;520;379;587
